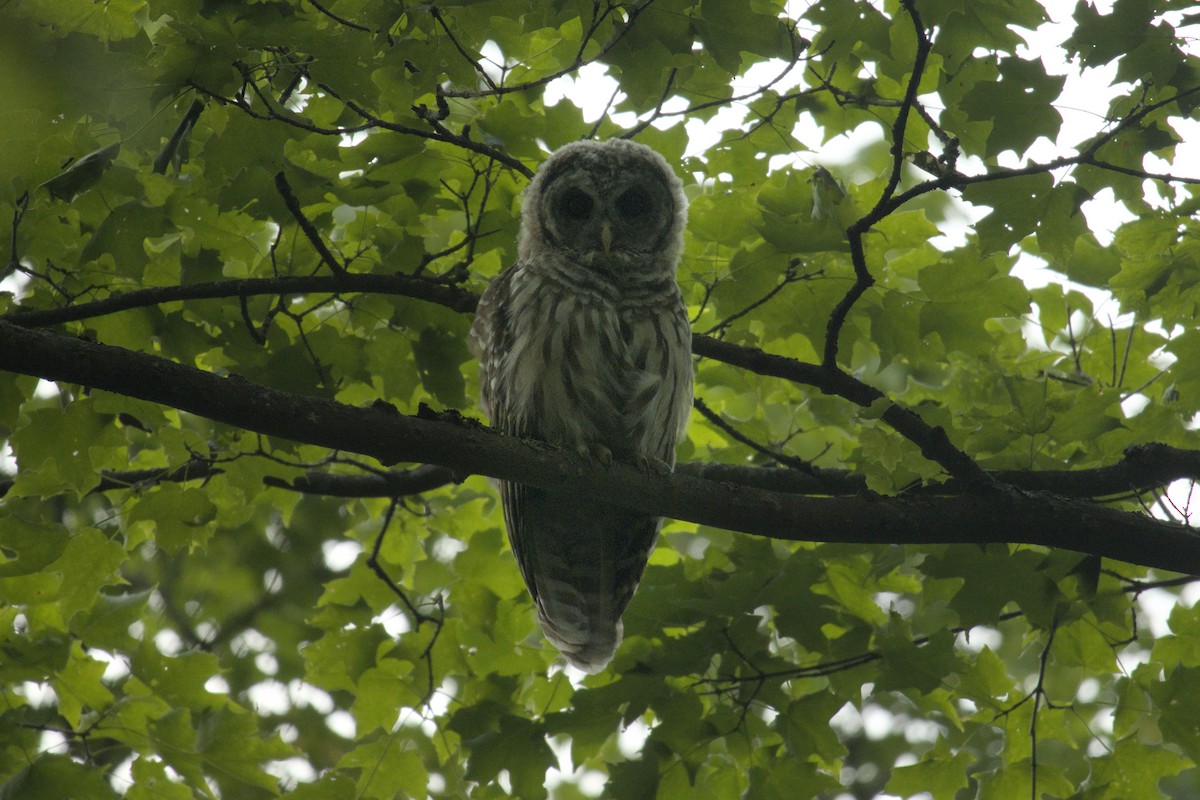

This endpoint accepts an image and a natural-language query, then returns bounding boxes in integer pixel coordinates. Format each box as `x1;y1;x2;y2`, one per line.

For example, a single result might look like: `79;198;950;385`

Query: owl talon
577;443;613;467
639;455;672;476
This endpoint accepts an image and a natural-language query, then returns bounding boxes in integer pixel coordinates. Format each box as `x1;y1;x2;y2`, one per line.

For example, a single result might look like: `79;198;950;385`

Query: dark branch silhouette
0;319;1197;575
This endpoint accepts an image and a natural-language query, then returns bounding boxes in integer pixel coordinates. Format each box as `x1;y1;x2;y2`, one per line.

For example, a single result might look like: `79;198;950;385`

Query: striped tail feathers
504;485;660;673
536;594;623;675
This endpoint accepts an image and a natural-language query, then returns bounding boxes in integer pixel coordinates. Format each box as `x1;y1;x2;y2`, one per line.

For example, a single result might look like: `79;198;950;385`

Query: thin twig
306;0;373;33
436;0;652;99
365;498;445;706
702;260;814;337
825;0;932;370
2;192;29;281
275;171;347;274
431;6;500;92
692;396;817;474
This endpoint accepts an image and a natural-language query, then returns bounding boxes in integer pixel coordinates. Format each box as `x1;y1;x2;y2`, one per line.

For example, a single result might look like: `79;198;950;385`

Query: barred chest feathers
496;263;691;464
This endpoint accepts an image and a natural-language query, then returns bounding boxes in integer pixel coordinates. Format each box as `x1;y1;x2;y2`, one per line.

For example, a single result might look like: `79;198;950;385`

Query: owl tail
505;486;660;673
537;606;622;675
530;512;661;674
530;552;627;674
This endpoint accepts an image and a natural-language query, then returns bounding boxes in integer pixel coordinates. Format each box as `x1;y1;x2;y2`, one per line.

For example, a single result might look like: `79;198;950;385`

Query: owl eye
559;188;594;220
615;186;651;218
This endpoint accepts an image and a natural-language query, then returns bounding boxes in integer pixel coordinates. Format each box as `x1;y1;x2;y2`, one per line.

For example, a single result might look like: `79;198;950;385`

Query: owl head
518;139;688;277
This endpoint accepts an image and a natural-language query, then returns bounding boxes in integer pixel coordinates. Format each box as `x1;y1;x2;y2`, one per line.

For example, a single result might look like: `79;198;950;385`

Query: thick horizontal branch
683;444;1198;498
4;270;1189;497
4;274;980;479
63;442;1191;504
11;273;1190;498
0;320;1195;574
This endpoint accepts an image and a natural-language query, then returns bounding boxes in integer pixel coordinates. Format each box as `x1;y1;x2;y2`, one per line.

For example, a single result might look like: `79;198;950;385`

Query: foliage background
2;0;1200;797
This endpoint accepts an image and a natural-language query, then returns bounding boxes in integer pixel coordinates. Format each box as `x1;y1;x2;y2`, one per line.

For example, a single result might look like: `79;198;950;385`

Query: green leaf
127;484;219;554
10;401;124;496
776;691;848;763
886;745;973;799
462;714;555;800
351;658;415;734
0;754;119;800
125;757;196;800
51;642;115;728
412;325;470;408
961;173;1056;255
197;708;298;794
0;514;69;577
961;57;1065;157
917;250;1031;354
875;622;958;695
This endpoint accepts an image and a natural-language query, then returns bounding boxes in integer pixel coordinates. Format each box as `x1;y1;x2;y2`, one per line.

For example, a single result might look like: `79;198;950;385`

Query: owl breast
494;263;691;464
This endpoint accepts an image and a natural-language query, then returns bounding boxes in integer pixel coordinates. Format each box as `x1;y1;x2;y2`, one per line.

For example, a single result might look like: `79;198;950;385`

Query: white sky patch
204;674;230;694
1114;645;1152;677
545;62;623;123
289;679;335;714
830;701;863;737
248;679;292;715
322;539;362;571
0;270;30;301
1141;583;1196;638
372;604;414;637
431;534;467;562
478;40;508;87
956;626;1003;654
90;648;132;683
325;709;356;739
154;628;184;656
266;757;317;786
545;734;607;798
33;379;61;400
617;718;651;758
256;652;279;675
107;756;135;793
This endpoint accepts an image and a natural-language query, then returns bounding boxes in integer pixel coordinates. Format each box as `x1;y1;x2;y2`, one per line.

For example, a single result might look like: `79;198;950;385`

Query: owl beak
600;221;613;254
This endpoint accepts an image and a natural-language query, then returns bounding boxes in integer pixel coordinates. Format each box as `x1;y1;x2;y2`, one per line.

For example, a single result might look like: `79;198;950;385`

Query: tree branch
1;273;478;328
56;442;1193;504
0;320;1195;575
823;0;932;371
262;464;458;497
434;0;652;100
0;273;999;483
681;443;1200;499
274;171;346;274
691;335;988;483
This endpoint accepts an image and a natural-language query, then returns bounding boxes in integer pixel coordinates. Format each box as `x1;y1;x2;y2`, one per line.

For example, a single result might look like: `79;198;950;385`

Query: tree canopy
2;0;1200;797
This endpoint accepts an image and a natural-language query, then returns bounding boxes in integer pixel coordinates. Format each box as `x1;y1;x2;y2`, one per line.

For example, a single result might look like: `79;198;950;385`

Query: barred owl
469;139;692;673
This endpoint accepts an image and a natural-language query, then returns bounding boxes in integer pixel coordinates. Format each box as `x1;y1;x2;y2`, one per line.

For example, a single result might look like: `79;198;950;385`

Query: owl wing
471;265;566;615
621;291;693;466
468;264;514;426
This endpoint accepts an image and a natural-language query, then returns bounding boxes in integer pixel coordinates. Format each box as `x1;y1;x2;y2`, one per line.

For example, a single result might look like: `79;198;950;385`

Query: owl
469;139;693;673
